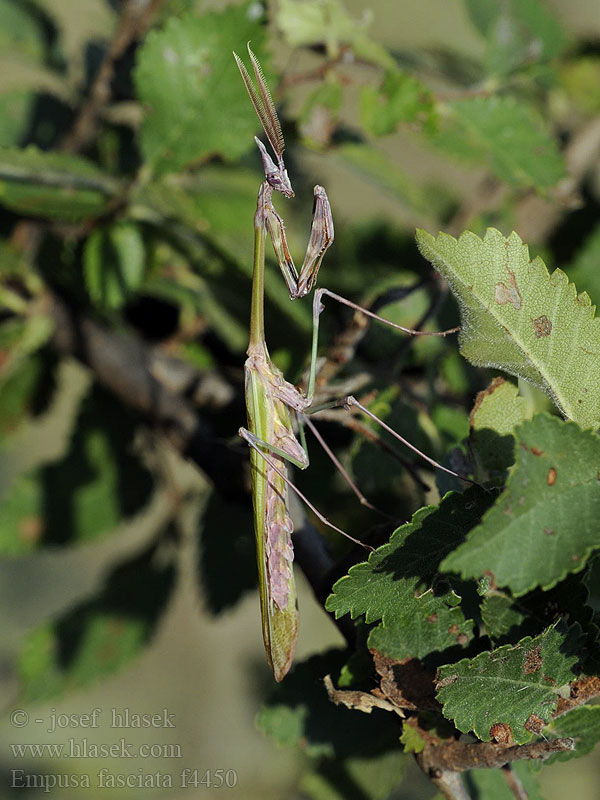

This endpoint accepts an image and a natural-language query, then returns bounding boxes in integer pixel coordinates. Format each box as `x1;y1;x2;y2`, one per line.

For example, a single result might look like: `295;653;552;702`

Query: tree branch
61;0;167;154
417;736;574;774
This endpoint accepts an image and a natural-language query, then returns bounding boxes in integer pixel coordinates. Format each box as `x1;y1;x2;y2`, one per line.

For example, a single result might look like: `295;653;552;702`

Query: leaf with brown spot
435;622;582;743
417;227;600;429
489;722;513;743
533;315;552;338
443;415;600;595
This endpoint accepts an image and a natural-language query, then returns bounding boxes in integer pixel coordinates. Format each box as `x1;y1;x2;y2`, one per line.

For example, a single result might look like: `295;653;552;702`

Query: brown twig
501;765;528;800
61;0;167;154
417;736;574;774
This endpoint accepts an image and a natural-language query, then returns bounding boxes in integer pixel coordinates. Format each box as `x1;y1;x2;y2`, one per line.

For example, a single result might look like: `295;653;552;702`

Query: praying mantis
234;45;464;681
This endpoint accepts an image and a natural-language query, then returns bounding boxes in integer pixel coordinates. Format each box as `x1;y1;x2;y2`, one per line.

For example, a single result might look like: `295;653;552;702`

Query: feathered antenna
233;43;285;160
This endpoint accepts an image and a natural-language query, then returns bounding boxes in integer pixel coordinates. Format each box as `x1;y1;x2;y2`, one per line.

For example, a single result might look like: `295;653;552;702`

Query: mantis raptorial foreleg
234;44;469;682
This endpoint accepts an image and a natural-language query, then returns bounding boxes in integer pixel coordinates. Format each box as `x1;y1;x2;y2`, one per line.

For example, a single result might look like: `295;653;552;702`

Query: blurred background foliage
0;0;599;797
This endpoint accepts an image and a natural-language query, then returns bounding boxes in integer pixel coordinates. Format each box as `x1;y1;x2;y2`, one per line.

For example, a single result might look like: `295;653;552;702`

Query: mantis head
255;137;294;198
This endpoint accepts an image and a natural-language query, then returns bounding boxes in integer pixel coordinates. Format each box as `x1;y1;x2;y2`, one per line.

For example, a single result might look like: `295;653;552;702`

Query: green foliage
465;0;568;76
541;707;600;765
417;228;600;428
135;5;270;175
433;96;565;189
257;650;401;758
299;750;406;800
464;762;544;799
276;0;395;68
436;622;582;743
84;222;147;309
442;415;600;595
360;71;437;136
17;543;175;702
0;0;599;795
326;490;491;660
566;224;600;302
0;146;118;220
469;378;531;475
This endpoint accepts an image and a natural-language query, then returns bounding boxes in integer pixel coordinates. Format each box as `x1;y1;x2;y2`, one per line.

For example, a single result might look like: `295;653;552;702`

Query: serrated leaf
257;650;400;758
416;228;600;429
432;96;564;189
0;146;118;220
400;723;425;754
360;71;437;137
84;222;146;310
135;5;269;175
442;415;600;596
481;594;528;641
276;0;395;69
326;490;492;660
540;706;600;765
17;543;175;702
436;622;582;743
470;378;532;475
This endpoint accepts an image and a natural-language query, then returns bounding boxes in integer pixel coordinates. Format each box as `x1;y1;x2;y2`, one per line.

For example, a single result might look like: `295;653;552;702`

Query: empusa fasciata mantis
234;45;466;681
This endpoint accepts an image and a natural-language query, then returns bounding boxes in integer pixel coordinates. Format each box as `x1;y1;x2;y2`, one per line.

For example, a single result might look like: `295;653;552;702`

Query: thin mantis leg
307;287;459;400
306;394;479;487
300;414;393;518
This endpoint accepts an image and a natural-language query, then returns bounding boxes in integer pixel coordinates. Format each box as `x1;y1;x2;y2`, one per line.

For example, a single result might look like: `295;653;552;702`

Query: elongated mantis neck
249;182;270;350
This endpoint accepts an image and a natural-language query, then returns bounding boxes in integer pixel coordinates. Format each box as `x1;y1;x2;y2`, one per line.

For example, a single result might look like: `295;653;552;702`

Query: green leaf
0;0;45;59
442;415;600;596
17;543;175;702
276;0;395;69
134;5;269;175
83;222;146;310
480;575;593;645
432;96;565;189
400;723;425;754
299;750;406;800
416;228;600;429
567;223;600;303
360;71;437;137
0;384;154;553
469;377;532;475
560;57;600;115
436;622;582;743
0;146;118;220
326;489;492;660
464;761;544;799
0;314;54;385
465;0;568;77
0;352;44;437
540;706;600;765
257;650;400;758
